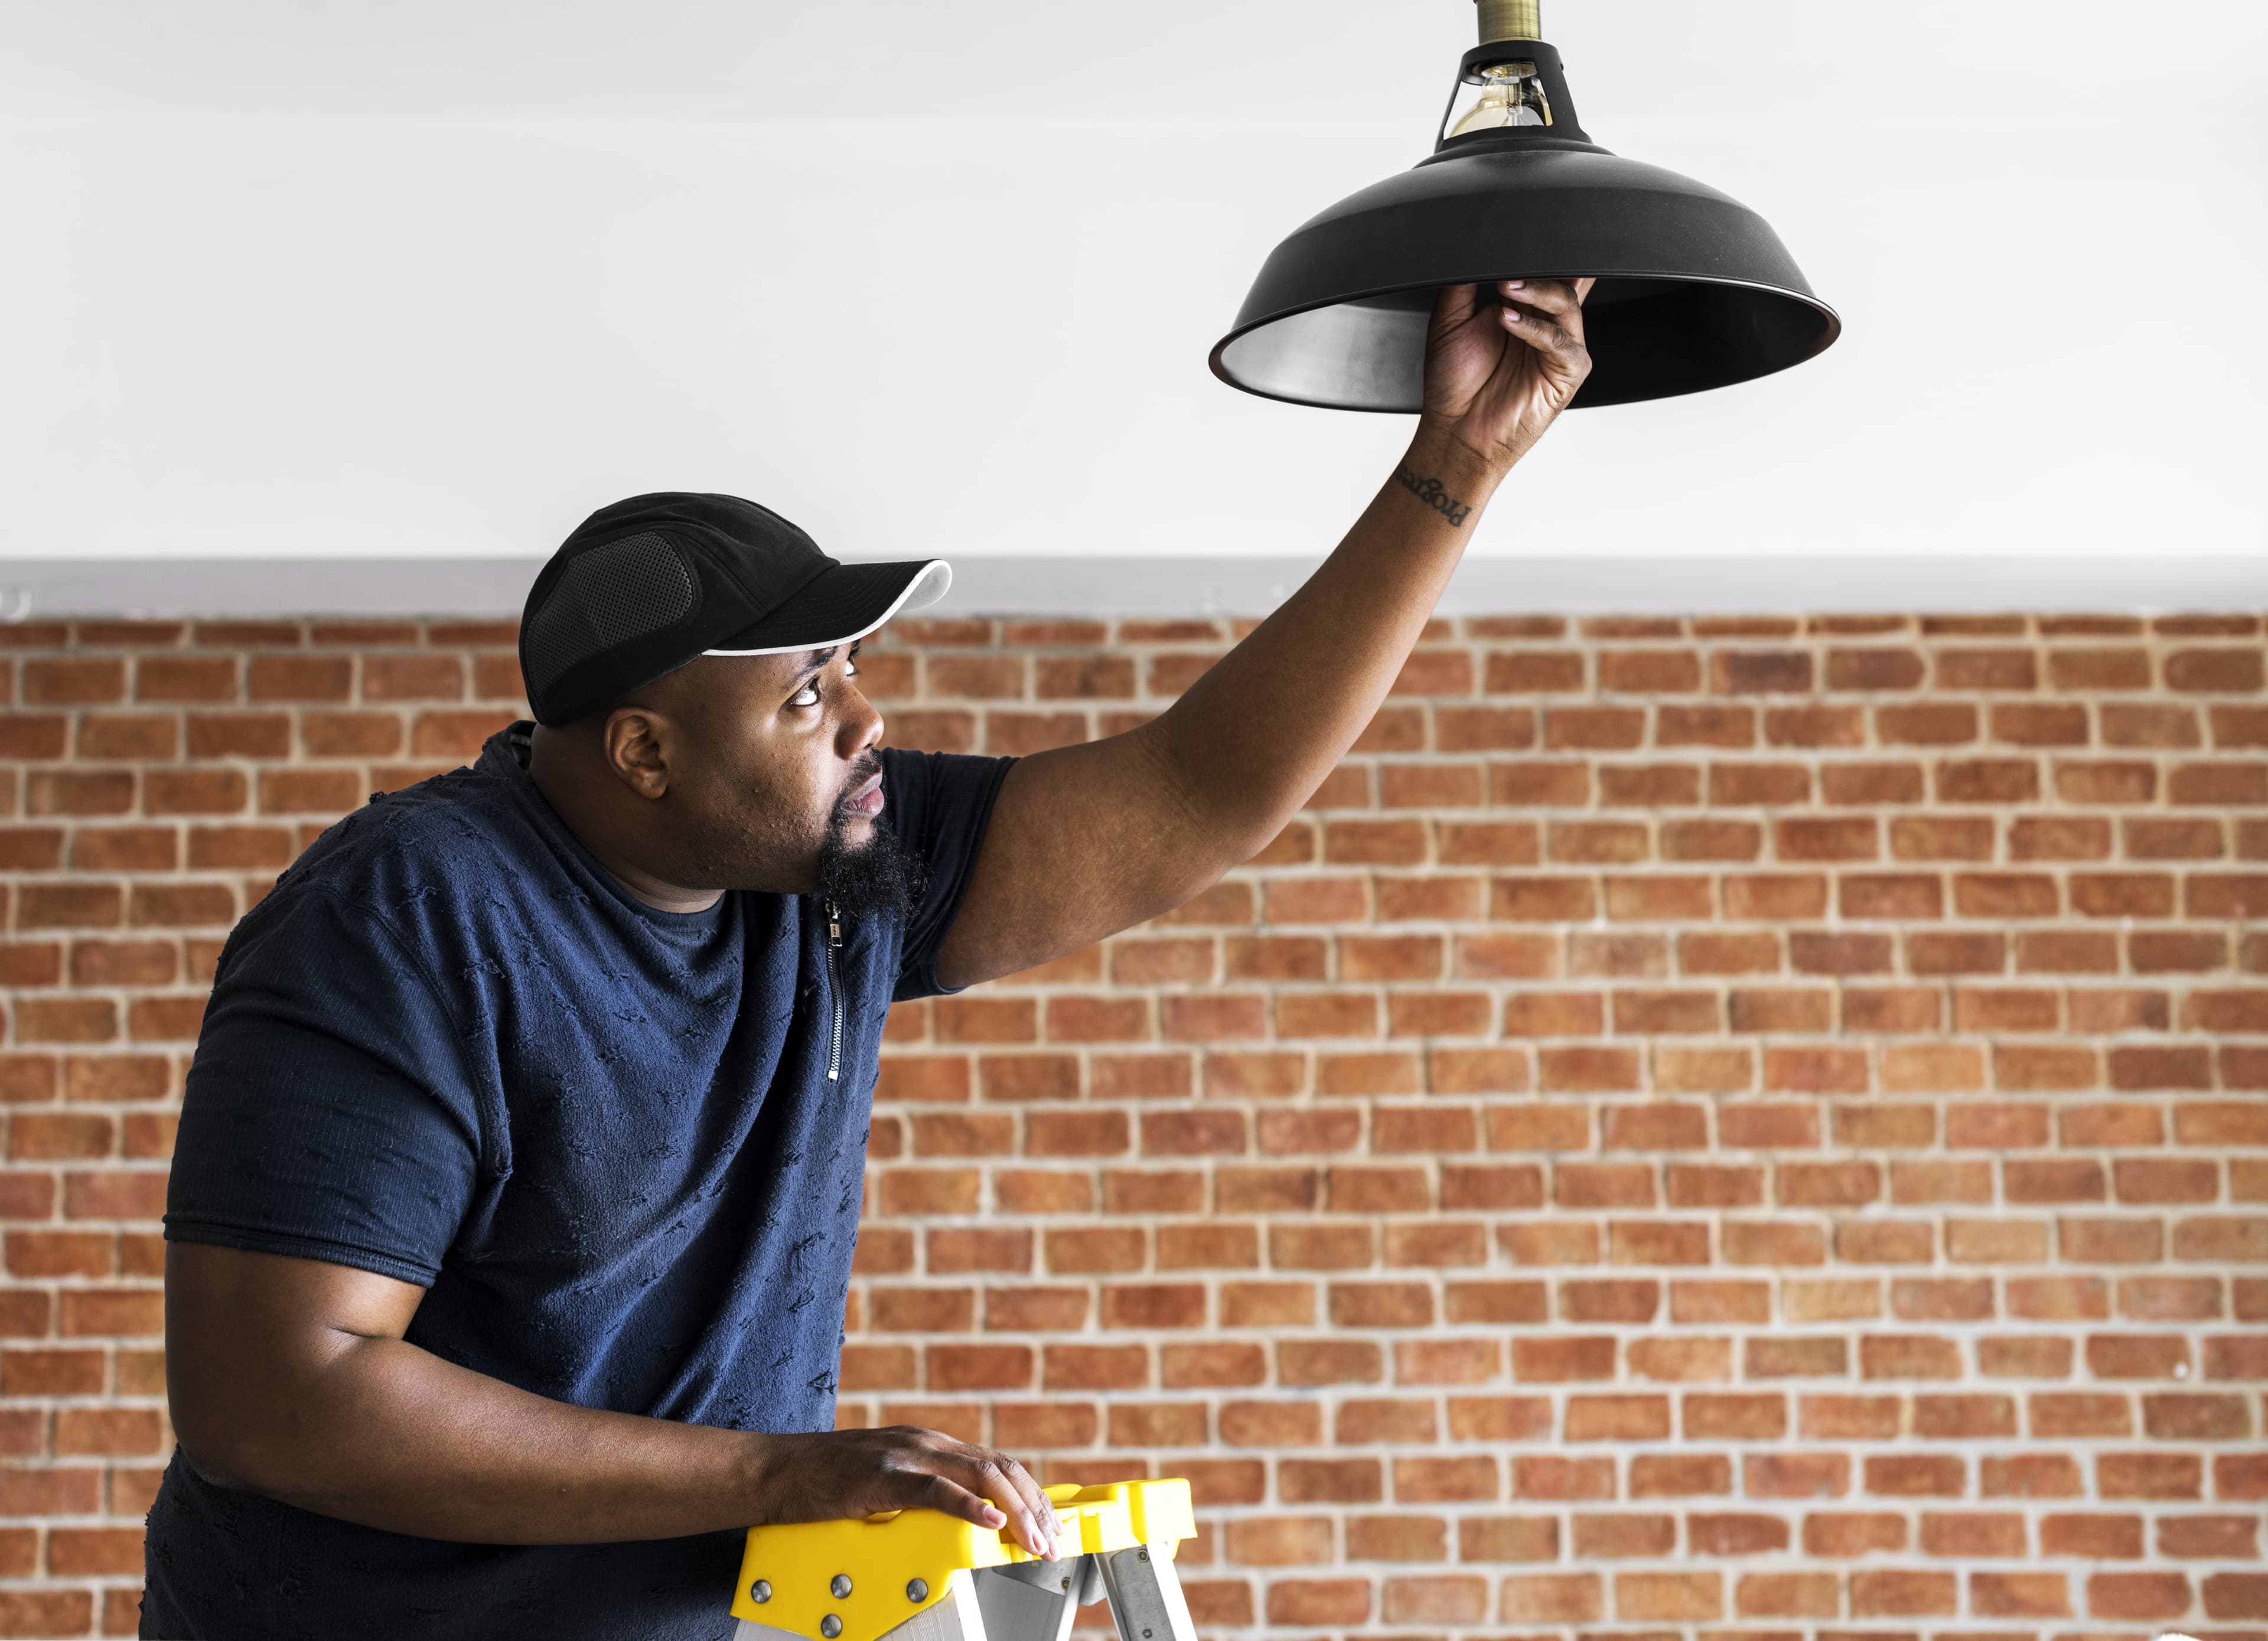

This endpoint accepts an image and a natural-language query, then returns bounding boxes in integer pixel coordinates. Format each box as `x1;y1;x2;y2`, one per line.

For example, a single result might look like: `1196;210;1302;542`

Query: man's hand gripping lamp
1211;0;1839;410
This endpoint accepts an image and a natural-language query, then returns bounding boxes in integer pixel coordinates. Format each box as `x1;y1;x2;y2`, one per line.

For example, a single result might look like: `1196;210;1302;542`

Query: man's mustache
833;754;884;815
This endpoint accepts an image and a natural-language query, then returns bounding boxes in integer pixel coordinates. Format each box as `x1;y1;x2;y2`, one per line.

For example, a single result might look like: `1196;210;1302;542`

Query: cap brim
702;559;951;657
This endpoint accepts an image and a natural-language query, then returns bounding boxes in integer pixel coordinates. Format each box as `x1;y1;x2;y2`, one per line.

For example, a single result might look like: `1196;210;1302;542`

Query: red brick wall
1;611;2264;1639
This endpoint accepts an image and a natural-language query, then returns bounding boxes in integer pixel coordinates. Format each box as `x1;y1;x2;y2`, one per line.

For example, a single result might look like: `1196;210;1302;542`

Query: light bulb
1448;61;1552;137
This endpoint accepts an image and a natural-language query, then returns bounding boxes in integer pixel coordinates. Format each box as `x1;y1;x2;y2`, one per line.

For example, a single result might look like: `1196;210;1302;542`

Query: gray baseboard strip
0;556;2259;620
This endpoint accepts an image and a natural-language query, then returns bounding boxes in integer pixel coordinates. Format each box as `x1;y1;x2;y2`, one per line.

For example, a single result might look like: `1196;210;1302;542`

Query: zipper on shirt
823;899;845;1083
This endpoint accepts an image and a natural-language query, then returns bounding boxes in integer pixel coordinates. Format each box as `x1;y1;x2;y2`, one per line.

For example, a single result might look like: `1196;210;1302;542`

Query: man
146;278;1591;1639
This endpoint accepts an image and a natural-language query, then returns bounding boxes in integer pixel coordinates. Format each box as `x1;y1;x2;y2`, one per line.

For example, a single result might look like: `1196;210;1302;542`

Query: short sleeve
880;748;1016;1001
165;890;483;1288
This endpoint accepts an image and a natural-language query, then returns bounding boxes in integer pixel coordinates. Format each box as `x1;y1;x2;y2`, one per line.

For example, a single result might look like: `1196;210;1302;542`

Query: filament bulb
1449;60;1552;137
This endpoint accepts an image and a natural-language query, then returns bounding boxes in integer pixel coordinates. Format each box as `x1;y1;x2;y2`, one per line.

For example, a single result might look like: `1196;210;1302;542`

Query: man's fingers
920;1472;1006;1531
995;1453;1061;1558
868;1429;1058;1556
1498;279;1590;351
1019;1460;1062;1542
1497;278;1583;318
957;1451;1058;1558
1499;304;1585;366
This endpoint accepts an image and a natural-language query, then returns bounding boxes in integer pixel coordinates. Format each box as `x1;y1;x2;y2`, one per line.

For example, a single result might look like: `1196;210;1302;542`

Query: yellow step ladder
731;1479;1197;1641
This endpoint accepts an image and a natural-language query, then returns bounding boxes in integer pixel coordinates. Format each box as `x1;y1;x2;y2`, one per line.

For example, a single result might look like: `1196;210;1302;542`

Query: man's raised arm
936;278;1593;990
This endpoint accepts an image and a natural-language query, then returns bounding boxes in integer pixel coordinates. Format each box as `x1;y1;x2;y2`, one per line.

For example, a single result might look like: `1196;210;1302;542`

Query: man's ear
600;705;672;800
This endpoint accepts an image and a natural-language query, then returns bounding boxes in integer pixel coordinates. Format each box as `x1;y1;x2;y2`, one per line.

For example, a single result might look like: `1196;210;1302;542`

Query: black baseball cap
519;492;950;726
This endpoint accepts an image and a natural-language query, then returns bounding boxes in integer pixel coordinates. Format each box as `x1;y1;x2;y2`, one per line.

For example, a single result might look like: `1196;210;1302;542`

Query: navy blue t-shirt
145;725;1013;1641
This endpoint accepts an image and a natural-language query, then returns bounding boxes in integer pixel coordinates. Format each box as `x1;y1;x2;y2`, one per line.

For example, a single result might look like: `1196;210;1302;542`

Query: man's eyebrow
796;646;839;676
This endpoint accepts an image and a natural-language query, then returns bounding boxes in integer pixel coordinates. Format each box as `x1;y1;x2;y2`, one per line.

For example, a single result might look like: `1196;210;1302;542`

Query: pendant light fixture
1211;0;1839;410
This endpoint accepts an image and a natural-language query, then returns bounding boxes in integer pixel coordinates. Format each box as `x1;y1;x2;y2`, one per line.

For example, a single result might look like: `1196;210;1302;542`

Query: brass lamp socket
1477;0;1542;43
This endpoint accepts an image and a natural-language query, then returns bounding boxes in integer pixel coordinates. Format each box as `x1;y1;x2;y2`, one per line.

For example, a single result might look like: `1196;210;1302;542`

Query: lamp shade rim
1210;272;1842;413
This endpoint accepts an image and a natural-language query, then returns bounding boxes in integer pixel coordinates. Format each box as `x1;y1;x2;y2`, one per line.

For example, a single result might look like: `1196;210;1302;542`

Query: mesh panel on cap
522;531;699;701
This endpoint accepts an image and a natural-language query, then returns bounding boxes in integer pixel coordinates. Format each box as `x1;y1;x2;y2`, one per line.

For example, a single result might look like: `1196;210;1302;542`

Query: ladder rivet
831;1574;854;1599
822;1617;843;1638
906;1579;929;1603
750;1581;772;1604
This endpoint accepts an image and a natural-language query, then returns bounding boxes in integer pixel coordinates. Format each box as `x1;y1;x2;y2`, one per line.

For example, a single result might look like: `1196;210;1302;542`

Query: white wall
0;0;2262;577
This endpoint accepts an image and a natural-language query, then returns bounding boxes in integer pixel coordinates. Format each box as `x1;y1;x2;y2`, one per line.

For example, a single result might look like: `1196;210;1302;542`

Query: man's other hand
757;1426;1063;1560
1421;276;1595;472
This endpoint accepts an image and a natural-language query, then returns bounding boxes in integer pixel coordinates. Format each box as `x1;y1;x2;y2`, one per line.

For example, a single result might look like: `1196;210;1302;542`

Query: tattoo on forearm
1394;465;1473;528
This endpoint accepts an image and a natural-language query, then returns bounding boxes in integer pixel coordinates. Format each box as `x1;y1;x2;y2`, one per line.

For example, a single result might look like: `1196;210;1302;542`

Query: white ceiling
0;1;2263;583
5;0;2261;120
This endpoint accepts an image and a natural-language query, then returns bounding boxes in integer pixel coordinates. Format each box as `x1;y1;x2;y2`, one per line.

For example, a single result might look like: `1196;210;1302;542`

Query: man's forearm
186;1329;778;1544
927;280;1591;989
1147;419;1508;859
170;1244;1066;1553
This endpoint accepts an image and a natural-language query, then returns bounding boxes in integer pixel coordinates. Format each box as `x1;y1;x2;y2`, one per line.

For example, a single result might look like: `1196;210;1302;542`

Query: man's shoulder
261;758;540;938
878;747;1015;836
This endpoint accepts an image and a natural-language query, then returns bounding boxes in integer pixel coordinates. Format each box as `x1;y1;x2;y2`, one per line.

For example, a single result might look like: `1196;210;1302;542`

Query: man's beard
816;762;924;921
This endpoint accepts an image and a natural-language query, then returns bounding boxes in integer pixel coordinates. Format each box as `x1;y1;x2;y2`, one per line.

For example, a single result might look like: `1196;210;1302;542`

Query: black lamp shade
1211;44;1839;410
